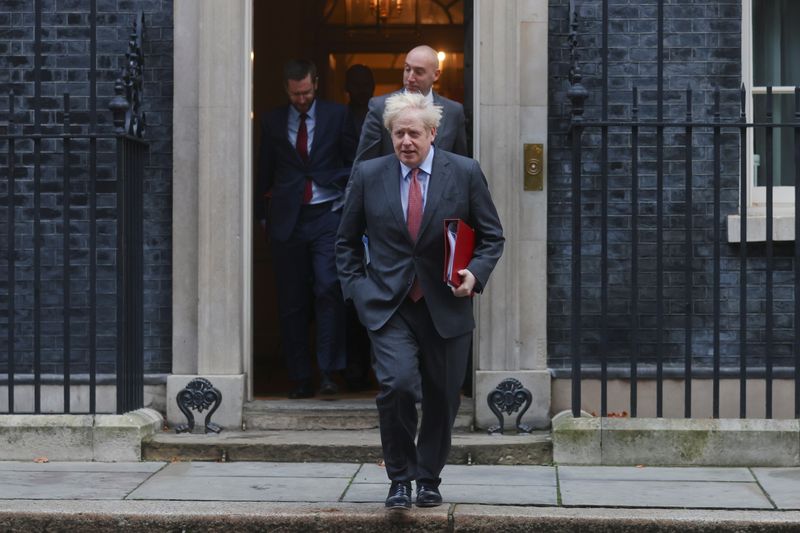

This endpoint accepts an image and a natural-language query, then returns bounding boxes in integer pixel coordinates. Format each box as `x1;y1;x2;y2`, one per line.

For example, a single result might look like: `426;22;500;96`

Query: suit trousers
271;203;346;381
368;297;471;485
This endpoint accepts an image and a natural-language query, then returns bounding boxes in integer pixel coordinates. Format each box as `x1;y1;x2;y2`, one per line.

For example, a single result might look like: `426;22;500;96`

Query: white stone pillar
168;0;253;429
474;0;551;429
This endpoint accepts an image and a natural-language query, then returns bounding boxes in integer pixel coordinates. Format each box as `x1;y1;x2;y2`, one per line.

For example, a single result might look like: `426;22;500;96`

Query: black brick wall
0;0;173;375
548;0;795;372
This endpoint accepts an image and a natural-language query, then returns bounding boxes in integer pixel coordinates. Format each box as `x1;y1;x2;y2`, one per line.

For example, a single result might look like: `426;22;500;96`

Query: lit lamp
370;0;403;21
345;0;405;24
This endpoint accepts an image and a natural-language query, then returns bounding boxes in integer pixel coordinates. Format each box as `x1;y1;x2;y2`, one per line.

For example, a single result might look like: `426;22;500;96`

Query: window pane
753;94;798;186
753;0;800;86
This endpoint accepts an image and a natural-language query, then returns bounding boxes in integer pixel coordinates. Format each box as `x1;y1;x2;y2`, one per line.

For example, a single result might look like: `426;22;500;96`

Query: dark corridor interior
252;0;470;397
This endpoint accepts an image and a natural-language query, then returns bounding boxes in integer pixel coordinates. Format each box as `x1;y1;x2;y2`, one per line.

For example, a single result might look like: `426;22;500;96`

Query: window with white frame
744;0;800;207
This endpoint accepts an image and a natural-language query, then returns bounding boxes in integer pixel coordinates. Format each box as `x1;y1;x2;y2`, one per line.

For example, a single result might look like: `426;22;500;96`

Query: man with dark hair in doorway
255;59;356;398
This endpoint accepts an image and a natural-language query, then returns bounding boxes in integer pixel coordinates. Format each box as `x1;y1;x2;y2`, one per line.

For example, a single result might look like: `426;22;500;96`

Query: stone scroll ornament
487;378;533;435
175;378;223;434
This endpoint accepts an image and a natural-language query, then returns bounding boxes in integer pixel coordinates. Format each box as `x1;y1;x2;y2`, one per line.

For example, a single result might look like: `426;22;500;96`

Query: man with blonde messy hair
336;92;504;511
354;45;467;163
382;91;443;133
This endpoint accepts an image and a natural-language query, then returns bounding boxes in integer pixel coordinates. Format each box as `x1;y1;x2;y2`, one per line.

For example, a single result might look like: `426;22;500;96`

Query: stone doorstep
552;411;800;466
242;398;474;431
0;408;163;462
2;502;800;533
142;429;552;465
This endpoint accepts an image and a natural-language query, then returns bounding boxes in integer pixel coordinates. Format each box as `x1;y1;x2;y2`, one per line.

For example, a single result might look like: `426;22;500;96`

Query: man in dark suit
354;45;474;398
355;45;468;163
256;59;356;399
336;93;504;510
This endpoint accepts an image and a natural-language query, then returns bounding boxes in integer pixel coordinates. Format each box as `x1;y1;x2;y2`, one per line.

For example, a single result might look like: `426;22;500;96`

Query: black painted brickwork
547;0;796;372
0;0;173;374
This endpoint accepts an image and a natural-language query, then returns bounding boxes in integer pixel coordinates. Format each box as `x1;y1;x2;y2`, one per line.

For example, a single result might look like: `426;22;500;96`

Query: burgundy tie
407;168;424;301
296;113;312;203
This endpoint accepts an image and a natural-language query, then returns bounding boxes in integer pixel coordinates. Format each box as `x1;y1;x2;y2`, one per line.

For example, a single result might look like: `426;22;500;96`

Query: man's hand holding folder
444;218;476;297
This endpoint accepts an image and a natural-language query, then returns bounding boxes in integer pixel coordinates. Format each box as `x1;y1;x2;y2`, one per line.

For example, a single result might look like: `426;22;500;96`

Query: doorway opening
251;0;471;398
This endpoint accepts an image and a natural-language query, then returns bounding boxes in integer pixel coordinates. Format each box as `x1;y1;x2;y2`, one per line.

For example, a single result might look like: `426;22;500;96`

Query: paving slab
0;461;165;473
0;471;159;500
153;461;359;478
558;466;755;482
559;479;773;509
348;464;557;505
355;463;556;486
752;468;800;510
126;474;350;502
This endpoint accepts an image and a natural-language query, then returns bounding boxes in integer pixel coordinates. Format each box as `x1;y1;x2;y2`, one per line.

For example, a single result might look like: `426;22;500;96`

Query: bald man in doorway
354;45;468;163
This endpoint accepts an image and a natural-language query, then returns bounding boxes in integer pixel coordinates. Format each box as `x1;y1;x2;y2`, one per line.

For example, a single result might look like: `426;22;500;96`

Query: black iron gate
566;0;800;419
1;6;146;415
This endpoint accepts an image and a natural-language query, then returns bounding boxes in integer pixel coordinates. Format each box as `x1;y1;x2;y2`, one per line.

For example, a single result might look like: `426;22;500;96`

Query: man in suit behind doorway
336;92;504;510
256;59;356;399
355;45;468;163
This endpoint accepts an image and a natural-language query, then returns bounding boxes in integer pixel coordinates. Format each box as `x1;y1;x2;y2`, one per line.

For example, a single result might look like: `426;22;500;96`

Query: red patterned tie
296;113;312;203
407;168;424;301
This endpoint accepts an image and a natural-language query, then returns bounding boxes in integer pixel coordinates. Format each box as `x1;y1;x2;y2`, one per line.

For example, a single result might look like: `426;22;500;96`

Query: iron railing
0;6;146;414
566;0;800;419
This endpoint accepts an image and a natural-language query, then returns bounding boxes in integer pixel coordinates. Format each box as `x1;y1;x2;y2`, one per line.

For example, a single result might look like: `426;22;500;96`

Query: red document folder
443;218;475;288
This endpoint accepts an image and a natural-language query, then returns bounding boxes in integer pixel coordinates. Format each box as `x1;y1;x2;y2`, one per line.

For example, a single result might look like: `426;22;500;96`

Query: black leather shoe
319;374;338;395
385;481;412;510
288;381;314;399
415;481;443;507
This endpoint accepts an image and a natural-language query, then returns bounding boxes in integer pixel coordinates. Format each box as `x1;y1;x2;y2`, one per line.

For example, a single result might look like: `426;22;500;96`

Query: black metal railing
566;0;800;419
0;6;146;414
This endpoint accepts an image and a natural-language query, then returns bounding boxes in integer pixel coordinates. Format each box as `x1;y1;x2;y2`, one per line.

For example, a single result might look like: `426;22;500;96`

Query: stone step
5;501;797;532
242;398;474;431
142;429;552;465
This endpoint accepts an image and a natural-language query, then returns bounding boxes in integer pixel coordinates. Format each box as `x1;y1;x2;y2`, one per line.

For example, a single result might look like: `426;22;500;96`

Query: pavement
4;461;800;531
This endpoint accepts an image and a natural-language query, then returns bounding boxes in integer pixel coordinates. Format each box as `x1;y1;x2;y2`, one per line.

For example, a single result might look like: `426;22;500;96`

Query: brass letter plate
524;143;544;191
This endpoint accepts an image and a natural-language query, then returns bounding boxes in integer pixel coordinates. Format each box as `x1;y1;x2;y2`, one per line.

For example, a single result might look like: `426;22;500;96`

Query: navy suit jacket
336;149;504;339
256;100;356;242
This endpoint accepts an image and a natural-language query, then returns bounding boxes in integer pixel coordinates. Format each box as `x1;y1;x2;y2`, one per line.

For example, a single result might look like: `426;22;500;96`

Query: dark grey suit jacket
354;91;468;163
336;149;504;339
255;100;356;242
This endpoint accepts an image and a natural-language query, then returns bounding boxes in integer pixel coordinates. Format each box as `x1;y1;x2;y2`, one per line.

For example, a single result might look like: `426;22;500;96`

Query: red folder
443;218;475;288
